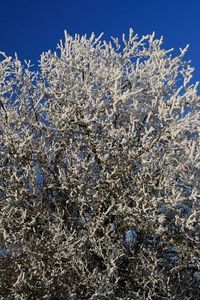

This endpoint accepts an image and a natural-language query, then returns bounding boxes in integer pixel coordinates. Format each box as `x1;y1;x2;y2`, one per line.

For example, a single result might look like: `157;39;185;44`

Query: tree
0;29;200;299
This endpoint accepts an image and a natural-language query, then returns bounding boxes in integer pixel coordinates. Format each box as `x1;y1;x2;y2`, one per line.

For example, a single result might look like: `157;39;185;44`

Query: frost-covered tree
0;29;200;299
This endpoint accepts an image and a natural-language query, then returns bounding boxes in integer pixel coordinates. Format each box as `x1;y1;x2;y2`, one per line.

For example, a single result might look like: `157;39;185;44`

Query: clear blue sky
0;0;200;82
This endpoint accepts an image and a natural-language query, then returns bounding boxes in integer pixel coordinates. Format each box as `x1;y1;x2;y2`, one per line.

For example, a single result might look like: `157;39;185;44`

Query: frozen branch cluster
0;29;200;299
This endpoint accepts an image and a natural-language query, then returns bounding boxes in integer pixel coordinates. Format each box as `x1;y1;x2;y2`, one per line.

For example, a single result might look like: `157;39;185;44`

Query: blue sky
0;0;200;83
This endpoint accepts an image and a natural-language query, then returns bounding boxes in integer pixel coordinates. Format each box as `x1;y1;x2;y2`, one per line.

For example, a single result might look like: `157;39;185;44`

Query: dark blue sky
0;0;200;82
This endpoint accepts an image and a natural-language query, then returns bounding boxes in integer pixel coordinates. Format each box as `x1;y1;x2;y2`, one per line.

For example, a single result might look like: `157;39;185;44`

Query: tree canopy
0;29;200;299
